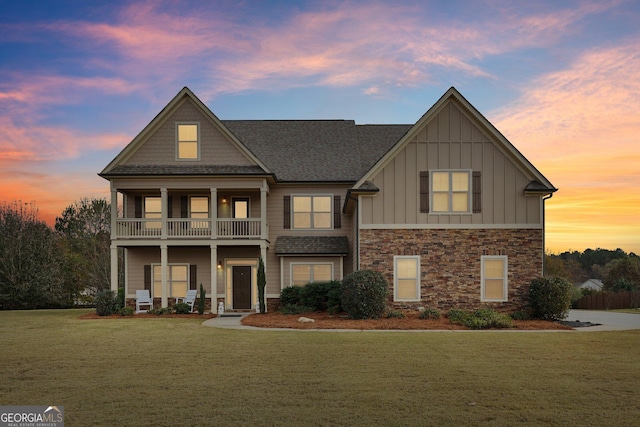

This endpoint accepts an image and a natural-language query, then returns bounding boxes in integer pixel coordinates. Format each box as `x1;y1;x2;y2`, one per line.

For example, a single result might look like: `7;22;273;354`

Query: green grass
609;308;640;314
1;310;639;426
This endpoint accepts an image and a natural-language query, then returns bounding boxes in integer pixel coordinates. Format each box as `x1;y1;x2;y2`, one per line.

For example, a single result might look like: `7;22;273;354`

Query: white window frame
430;170;472;214
290;263;334;287
291;194;333;230
393;256;421;301
152;263;190;298
176;122;200;160
481;255;508;302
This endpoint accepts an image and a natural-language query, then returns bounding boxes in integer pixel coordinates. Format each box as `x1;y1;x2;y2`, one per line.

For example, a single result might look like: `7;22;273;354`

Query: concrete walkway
202;310;640;332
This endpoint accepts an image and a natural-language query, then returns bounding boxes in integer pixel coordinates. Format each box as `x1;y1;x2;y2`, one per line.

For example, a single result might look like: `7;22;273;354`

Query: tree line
545;248;640;291
0;199;113;309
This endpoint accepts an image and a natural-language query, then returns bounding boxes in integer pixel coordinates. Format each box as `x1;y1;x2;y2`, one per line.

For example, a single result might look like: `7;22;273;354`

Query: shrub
341;270;388;319
386;310;405;319
446;308;469;325
469;309;513;329
117;287;125;310
119;306;134;316
510;310;530;321
198;284;206;315
174;302;191;314
326;284;343;314
529;276;573;321
299;281;342;312
258;257;266;313
95;290;119;316
419;308;441;320
279;304;314;315
280;286;302;306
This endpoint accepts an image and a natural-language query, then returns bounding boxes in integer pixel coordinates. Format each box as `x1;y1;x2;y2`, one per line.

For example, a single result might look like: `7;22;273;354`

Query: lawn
1;310;639;426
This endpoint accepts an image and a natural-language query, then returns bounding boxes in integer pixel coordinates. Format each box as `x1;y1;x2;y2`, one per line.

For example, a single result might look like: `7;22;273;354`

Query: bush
529;276;573;321
174;302;191;314
419;308;441;319
119;306;134;316
510;310;530;321
279;304;314;315
446;308;468;324
198;284;205;315
280;286;303;306
386;310;405;319
299;281;342;312
341;270;388;319
95;290;119;316
468;308;513;329
117;287;125;310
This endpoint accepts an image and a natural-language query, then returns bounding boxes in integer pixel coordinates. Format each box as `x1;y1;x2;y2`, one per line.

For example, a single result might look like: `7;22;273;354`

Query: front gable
357;87;556;227
100;87;270;177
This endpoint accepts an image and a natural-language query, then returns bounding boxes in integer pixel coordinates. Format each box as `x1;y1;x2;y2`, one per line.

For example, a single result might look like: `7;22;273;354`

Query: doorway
232;265;252;309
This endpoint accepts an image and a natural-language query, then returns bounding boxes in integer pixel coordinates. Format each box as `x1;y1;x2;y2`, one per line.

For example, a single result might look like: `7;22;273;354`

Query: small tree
198;283;206;314
529;276;573;321
341;270;388;319
257;257;266;313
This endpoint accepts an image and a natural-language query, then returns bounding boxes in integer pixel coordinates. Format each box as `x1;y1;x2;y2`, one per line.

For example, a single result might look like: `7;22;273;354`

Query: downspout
541;193;554;276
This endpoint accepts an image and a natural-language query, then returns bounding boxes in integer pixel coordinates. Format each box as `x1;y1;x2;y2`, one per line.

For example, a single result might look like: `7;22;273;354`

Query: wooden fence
575;291;640;310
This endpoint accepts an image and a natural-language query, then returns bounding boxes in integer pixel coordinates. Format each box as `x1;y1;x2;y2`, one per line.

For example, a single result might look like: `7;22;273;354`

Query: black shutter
420;172;429;213
144;265;151;293
181;196;188;218
283;196;291;229
135;196;142;218
333;195;341;229
472;171;482;213
189;265;197;290
168;196;173;218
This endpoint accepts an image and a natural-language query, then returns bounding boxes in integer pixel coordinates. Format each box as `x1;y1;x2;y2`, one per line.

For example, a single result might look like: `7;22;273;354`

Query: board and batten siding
124;98;255;167
360;101;542;227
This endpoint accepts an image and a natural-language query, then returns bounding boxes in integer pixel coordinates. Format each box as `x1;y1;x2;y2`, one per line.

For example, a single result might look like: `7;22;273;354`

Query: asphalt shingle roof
103;165;267;176
274;236;349;255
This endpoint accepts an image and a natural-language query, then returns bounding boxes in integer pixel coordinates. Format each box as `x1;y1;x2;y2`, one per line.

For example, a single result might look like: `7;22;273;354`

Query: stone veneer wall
359;228;543;312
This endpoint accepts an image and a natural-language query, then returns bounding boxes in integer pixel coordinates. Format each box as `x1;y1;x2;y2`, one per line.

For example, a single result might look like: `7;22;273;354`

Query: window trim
291;194;333;230
176;122;200;161
393;255;421;302
430;170;472;214
290;262;334;287
152;263;190;298
480;255;508;302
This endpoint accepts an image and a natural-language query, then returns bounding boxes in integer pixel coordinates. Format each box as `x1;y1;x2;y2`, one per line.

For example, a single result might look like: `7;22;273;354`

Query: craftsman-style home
100;87;556;312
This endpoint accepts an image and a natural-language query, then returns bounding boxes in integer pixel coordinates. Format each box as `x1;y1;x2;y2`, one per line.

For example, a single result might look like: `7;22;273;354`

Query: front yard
1;309;638;426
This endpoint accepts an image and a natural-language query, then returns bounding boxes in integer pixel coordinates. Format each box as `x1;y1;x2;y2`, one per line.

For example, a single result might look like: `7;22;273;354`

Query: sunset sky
0;0;638;254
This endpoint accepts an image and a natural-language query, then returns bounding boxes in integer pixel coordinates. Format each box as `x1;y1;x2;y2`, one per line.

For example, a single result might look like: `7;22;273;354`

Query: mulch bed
241;311;573;330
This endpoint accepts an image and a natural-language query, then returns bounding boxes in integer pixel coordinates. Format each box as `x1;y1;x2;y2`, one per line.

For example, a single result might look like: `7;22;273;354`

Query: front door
232;265;252;309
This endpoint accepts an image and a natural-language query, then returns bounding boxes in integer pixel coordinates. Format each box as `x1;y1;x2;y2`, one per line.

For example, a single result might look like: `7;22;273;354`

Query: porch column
110;245;118;292
210;188;217;239
160;187;168;240
161;243;168;307
210;244;218;312
110;184;118;239
260;186;267;240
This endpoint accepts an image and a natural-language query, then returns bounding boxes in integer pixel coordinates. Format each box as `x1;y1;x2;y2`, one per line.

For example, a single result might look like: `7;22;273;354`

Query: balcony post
161;188;168;240
161;243;168;308
210;244;218;312
110;245;118;292
260;186;267;240
210;188;217;239
110;184;118;240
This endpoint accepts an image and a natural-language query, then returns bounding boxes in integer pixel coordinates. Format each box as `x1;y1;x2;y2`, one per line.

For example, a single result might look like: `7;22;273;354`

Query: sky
0;0;638;254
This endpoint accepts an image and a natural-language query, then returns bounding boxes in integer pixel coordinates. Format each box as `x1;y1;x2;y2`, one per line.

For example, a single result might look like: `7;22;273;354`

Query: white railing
115;218;262;239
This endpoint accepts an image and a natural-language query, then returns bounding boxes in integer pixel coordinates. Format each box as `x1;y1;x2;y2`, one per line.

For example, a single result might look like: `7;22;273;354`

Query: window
431;171;471;213
291;263;333;286
481;256;508;301
177;123;199;159
190;196;209;228
292;195;332;229
153;264;189;298
394;256;420;301
144;196;161;229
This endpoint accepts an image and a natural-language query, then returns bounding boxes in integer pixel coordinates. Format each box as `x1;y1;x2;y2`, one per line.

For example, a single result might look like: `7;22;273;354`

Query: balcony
114;218;264;239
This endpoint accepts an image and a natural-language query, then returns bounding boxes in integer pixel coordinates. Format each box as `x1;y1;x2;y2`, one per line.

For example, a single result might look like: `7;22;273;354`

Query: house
578;279;604;291
100;86;556;313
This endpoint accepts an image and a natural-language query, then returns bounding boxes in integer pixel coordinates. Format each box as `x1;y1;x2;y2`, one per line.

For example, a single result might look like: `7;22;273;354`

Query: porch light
217;261;223;270
221;196;227;204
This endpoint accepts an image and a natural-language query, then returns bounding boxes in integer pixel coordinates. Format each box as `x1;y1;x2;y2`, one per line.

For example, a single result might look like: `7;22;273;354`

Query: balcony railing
114;218;263;239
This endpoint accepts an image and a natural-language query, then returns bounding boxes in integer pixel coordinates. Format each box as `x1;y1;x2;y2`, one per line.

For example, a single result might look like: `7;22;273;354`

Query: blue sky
0;0;639;253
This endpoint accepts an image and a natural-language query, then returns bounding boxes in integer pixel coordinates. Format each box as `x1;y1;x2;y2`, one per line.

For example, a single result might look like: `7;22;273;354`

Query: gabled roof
354;87;557;194
100;87;271;177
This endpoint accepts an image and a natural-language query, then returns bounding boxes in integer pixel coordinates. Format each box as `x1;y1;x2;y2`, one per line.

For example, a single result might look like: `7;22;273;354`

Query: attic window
177;123;199;160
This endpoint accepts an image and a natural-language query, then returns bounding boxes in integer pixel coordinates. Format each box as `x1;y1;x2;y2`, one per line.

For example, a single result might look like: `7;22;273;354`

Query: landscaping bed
241;311;573;330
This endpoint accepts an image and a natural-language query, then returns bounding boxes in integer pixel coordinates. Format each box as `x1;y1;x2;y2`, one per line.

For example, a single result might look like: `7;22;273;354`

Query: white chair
176;289;198;312
135;290;153;313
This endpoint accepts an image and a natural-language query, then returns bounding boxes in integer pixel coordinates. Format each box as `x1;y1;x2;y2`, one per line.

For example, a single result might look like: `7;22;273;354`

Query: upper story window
190;196;209;228
292;195;332;229
145;196;161;229
177;123;199;160
431;170;471;213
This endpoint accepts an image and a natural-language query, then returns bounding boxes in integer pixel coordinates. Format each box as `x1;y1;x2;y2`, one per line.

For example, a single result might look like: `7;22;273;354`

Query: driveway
565;309;640;331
